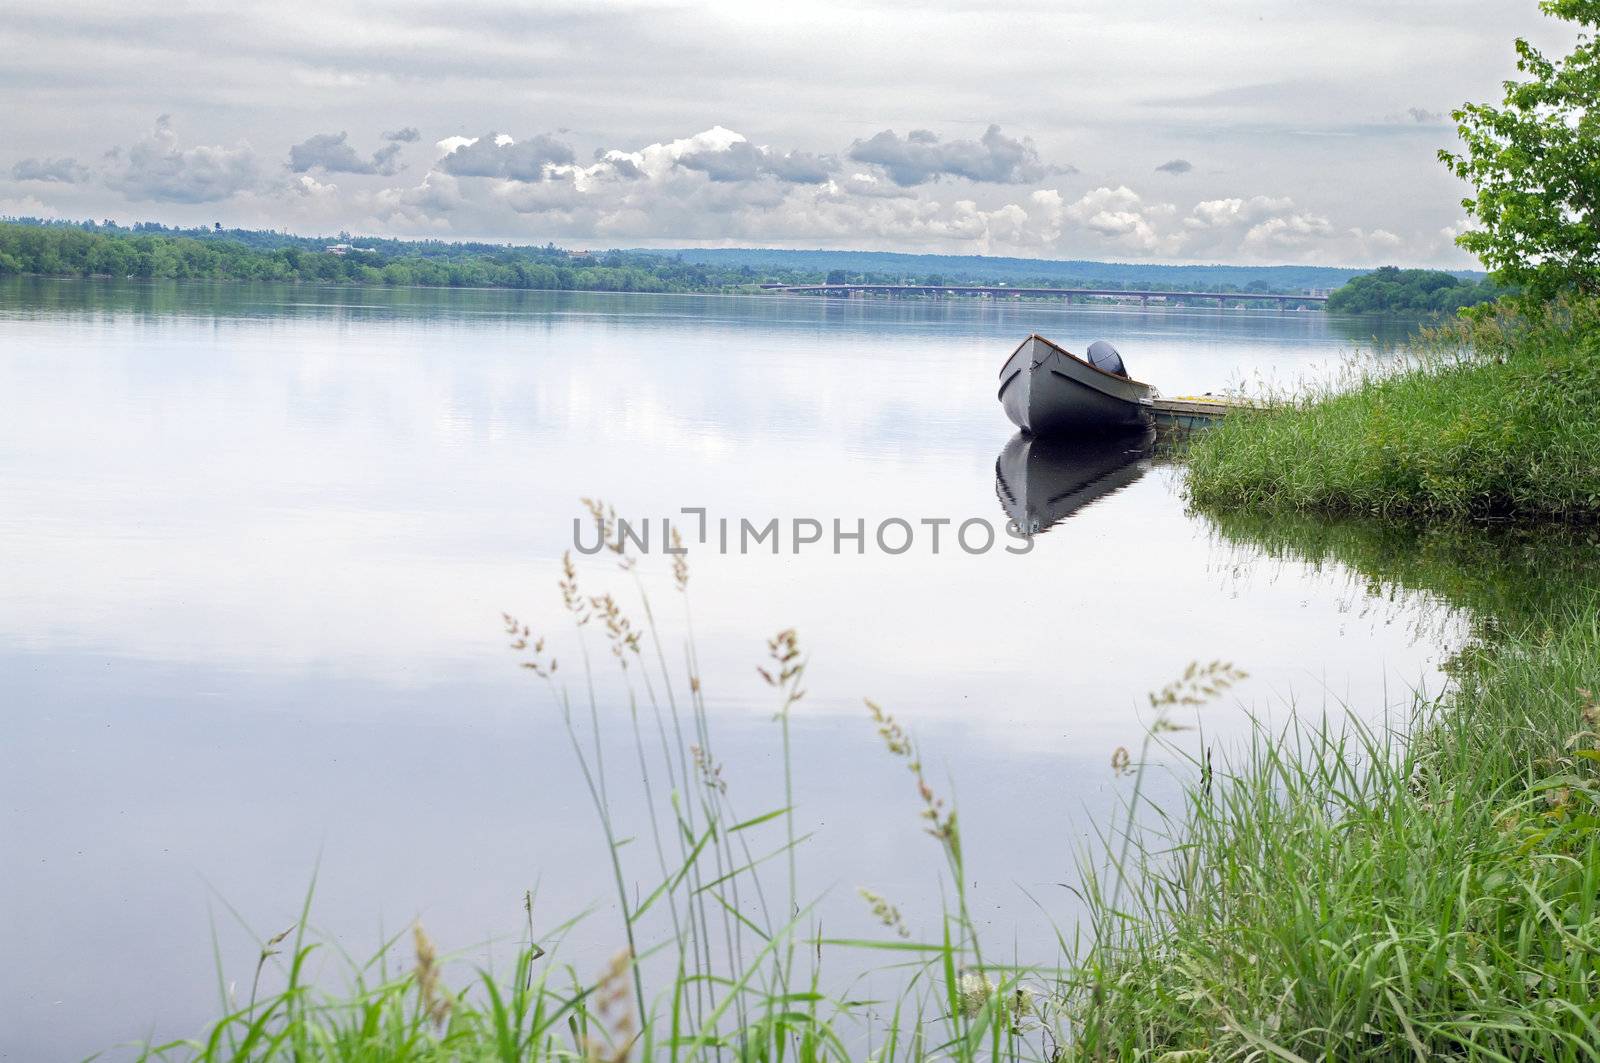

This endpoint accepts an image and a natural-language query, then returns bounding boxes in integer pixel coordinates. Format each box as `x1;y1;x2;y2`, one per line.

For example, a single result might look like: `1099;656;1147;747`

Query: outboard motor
1085;340;1127;377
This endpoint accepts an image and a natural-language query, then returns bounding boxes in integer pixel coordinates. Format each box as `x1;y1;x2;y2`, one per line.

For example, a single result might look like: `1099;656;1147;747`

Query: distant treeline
0;219;779;292
0;218;1493;305
1326;266;1504;314
658;246;1398;292
0;218;1340;295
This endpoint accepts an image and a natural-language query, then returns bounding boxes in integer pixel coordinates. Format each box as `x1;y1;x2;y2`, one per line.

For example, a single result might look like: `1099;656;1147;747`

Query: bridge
762;283;1328;308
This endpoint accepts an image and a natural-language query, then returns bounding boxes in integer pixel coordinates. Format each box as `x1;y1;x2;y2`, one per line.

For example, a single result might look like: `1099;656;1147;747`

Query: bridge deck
764;283;1327;303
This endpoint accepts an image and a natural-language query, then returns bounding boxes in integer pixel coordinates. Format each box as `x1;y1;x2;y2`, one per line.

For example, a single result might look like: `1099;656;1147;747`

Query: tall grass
1187;297;1600;522
135;505;1057;1062
1068;514;1600;1060
131;503;1600;1059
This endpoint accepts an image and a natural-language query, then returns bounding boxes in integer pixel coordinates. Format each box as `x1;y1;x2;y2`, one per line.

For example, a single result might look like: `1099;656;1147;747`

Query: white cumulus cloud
103;116;261;204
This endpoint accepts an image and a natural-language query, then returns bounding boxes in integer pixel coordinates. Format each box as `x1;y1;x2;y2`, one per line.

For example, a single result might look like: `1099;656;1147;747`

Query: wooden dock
1148;395;1266;430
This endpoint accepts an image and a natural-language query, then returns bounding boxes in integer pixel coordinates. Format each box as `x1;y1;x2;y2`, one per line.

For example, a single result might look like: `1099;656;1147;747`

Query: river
1;279;1458;1058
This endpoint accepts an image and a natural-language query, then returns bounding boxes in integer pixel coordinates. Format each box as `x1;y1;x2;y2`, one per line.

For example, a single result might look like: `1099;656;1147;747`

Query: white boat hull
997;335;1154;435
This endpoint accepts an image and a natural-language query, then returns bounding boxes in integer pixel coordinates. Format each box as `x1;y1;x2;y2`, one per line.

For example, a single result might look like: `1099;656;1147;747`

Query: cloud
1140;80;1306;109
437;133;576;180
847;124;1054;186
829;172;913;199
0;193;59;218
368;125;1069;255
365;123;1389;262
370;171;466;232
366;150;1426;265
291;173;338;201
1053;185;1180;254
12;156;90;183
1184;195;1296;231
593;150;647;181
382;127;421;143
1181;194;1370;258
288;131;405;176
57;114;1426;266
102;116;260;204
594;127;781;184
675;139;836;184
1154;158;1192;175
1240;211;1335;252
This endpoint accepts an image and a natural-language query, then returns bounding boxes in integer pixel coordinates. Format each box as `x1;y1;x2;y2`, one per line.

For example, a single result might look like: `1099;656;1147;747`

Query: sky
0;0;1583;267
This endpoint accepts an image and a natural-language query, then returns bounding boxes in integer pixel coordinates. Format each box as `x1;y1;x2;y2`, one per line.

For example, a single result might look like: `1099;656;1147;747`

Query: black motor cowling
1085;340;1127;376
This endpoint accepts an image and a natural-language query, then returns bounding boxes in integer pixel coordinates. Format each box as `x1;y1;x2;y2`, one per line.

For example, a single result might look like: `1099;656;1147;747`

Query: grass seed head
760;628;806;705
583;950;635;1063
412;923;451;1030
1110;746;1133;776
560;551;590;625
857;886;911;938
588;592;642;665
690;744;727;794
671;526;689;591
503;612;557;677
862;699;956;850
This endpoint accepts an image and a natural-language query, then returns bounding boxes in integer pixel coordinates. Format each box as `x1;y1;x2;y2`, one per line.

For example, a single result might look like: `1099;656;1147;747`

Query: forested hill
0;218;753;291
0;216;1485;298
648;247;1483;291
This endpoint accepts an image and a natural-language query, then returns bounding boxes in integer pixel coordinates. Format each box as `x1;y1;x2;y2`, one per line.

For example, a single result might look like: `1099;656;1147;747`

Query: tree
1440;0;1600;299
1326;267;1499;315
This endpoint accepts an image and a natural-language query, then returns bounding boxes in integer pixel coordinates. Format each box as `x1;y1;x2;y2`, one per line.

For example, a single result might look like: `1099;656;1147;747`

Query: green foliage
1186;296;1600;522
1076;511;1600;1059
1326;266;1503;315
0;220;766;293
0;218;1415;298
1440;0;1600;299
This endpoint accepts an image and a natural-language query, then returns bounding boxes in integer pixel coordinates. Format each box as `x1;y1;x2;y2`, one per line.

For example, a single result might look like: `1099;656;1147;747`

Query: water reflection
1201;508;1600;647
0;279;1461;1060
994;429;1155;535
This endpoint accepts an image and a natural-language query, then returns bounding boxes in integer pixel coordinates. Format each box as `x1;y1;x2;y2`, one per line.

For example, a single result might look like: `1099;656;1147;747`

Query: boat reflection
994;428;1156;536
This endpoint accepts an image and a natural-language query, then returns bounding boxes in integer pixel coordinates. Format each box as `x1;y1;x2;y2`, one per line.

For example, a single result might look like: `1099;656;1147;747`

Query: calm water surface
2;280;1449;1059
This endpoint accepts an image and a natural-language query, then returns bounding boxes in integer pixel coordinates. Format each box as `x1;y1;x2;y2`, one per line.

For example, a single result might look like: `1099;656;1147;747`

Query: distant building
326;243;352;256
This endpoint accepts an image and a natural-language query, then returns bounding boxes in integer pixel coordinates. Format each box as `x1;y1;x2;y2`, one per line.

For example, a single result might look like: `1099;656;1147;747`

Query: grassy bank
1187;297;1600;522
1124;301;1600;1056
1070;515;1600;1060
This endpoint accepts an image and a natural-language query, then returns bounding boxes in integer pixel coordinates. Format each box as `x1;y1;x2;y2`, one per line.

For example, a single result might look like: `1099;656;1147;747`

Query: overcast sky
0;0;1581;266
